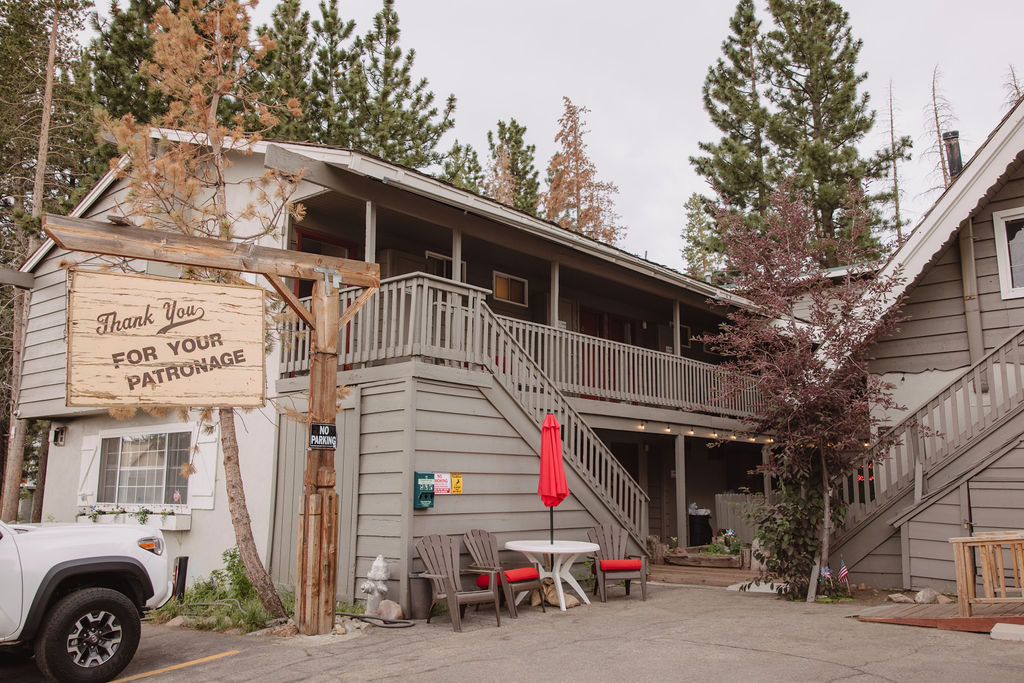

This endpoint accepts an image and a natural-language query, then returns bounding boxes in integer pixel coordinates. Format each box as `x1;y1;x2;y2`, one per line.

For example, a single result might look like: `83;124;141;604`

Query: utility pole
42;214;379;635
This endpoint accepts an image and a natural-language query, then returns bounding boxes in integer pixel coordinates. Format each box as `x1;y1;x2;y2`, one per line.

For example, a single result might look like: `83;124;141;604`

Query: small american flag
820;565;832;581
838;560;849;584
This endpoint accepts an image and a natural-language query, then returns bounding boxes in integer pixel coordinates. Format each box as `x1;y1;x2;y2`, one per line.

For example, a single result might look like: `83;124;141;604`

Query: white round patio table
504;539;599;611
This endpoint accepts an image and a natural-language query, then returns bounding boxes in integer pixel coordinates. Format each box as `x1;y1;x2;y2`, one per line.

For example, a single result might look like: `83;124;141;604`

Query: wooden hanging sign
66;270;266;407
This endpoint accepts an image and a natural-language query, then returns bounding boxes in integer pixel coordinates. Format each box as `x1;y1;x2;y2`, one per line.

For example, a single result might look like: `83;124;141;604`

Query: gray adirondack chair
414;533;501;632
588;524;648;602
464;529;546;618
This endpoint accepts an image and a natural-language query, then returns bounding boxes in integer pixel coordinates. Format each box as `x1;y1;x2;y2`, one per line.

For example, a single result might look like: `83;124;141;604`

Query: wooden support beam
364;201;376;263
266;274;315;328
550;261;559;327
339;287;376;330
673;300;681;356
295;279;341;634
0;268;34;290
451;228;462;283
42;214;379;289
675;434;687;547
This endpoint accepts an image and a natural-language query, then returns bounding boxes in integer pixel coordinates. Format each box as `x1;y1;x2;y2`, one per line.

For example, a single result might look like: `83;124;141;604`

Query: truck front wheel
33;587;141;683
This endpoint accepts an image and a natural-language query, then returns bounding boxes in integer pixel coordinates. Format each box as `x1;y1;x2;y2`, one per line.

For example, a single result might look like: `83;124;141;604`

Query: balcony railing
497;316;758;418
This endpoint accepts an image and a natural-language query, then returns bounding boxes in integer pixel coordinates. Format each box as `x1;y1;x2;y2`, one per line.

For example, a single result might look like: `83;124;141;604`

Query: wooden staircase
834;326;1024;565
280;273;650;546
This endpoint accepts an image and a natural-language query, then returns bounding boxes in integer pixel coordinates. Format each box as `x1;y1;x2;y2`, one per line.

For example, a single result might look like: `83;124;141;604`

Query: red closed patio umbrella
538;414;569;543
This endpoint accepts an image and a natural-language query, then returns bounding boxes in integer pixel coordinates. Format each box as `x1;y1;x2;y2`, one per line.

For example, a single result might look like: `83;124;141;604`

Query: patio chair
464;529;546;618
414;533;502;632
588;524;648;602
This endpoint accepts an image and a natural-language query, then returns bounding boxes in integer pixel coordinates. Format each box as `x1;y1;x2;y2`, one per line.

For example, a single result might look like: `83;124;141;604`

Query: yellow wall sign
451;472;463;494
66;270;266;407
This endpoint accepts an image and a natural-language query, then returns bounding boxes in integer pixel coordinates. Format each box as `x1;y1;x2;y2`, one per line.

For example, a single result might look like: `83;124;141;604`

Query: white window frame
492;270;529;307
425;250;466;281
992;207;1024;299
93;424;194;513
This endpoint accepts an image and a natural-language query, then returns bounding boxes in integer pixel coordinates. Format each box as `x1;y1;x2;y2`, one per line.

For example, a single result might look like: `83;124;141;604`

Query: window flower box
76;511;191;531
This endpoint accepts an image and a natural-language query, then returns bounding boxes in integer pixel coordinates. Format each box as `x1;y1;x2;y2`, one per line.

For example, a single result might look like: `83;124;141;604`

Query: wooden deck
857;601;1024;633
648;563;760;588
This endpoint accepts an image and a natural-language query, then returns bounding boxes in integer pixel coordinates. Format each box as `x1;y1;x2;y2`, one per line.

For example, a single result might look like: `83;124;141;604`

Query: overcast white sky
247;0;1023;271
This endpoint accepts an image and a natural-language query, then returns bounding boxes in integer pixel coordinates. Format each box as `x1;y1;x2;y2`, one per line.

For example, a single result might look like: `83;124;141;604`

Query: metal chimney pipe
943;130;964;179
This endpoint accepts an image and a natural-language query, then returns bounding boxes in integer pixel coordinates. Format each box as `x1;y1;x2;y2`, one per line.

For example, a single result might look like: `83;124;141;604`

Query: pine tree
89;0;170;124
308;0;356;146
440;140;483;193
486;118;539;214
542;97;624;244
346;0;456;168
926;65;956;191
0;0;92;521
690;0;772;222
256;0;313;141
681;193;720;281
81;0;171;188
761;0;910;263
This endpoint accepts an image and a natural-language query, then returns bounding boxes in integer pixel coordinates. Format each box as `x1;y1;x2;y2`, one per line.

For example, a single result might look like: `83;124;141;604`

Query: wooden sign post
42;214;379;635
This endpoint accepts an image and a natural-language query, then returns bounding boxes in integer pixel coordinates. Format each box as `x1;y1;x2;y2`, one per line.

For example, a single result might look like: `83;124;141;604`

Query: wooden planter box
664;546;743;568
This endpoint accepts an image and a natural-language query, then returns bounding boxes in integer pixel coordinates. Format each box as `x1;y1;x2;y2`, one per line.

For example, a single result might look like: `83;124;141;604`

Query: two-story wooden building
18;133;768;608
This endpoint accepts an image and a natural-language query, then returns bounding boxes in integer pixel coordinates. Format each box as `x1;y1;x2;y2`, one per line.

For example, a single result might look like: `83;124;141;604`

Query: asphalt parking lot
4;582;1023;682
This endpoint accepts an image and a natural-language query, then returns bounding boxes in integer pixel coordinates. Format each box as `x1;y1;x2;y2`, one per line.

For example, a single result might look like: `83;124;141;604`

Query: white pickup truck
0;519;172;682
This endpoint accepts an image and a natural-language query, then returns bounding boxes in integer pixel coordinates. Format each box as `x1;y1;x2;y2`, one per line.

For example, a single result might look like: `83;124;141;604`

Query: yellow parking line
112;649;241;682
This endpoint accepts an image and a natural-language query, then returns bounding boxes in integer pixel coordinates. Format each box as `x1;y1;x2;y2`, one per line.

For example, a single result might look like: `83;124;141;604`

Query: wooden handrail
840;326;1024;528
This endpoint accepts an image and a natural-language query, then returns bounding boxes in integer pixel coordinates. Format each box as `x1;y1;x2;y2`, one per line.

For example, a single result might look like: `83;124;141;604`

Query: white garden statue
360;554;390;615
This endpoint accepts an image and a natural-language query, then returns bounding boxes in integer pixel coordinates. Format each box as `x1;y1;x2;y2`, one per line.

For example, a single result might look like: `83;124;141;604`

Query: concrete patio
5;581;1023;682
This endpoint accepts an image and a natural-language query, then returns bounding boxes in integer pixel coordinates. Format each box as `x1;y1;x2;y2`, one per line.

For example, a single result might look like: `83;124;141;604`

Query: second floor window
98;432;191;506
493;271;528;306
994;207;1024;299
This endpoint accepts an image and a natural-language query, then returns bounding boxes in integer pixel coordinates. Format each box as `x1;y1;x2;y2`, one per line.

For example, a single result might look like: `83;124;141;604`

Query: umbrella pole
550;507;554;543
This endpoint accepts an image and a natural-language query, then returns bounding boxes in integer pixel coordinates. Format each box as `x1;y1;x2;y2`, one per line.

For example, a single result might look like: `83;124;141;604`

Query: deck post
673;301;680;356
452;228;462;283
675;434;687;546
550;261;560;327
295;279;341;634
364;201;376;263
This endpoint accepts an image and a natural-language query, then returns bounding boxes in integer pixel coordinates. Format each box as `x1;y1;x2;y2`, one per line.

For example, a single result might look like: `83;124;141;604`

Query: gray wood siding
20;248;74;418
869;165;1024;375
271;361;640;611
849;532;901;589
409;377;601;570
353;379;408;602
970;172;1024;342
906;485;961;592
870;244;970;374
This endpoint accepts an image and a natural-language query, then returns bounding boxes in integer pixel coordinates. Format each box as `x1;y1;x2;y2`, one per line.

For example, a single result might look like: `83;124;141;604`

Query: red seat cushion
475;567;540;588
599;559;642;572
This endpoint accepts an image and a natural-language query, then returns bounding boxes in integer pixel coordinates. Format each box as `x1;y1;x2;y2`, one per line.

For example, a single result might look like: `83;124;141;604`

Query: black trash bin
688;512;713;546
